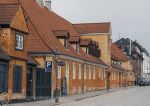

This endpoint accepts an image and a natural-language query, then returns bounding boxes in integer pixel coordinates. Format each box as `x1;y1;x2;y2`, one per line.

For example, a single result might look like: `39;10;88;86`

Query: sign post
45;61;52;72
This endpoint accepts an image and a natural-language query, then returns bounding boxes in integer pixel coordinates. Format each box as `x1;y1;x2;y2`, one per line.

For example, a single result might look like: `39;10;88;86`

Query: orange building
110;44;131;88
22;0;107;99
0;2;37;100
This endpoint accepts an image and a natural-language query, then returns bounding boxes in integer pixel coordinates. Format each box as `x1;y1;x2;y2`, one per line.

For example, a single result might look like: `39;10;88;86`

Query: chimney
35;0;44;6
43;0;52;11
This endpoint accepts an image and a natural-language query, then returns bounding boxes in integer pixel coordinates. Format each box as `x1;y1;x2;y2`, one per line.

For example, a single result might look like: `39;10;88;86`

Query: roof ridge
73;22;111;25
0;2;20;5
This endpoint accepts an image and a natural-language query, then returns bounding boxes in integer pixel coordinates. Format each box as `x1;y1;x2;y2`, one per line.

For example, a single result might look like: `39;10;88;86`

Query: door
0;62;8;93
36;69;51;98
26;67;33;97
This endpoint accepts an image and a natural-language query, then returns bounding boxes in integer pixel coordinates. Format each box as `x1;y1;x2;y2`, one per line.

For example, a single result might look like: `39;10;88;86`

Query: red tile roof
111;44;128;62
20;0;106;65
0;0;18;3
0;2;20;25
73;23;111;34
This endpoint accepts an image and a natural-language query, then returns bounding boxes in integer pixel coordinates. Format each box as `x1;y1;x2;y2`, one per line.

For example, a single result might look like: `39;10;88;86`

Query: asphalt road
59;86;150;106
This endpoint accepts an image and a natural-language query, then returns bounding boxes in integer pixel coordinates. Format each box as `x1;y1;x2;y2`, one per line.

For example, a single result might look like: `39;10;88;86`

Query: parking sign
45;61;52;72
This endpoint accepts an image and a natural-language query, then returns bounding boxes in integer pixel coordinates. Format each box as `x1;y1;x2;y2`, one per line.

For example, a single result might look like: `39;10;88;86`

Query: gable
11;6;28;33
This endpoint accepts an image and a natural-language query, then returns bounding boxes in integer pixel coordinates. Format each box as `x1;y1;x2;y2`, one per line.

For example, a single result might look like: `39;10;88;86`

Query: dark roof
0;2;20;25
0;48;10;60
73;22;111;34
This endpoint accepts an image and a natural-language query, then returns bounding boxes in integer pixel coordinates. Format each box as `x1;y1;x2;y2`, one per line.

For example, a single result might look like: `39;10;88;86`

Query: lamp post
53;49;61;103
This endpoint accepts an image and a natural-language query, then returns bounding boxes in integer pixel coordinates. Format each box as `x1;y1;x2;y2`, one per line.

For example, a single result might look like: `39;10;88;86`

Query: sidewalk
9;86;135;106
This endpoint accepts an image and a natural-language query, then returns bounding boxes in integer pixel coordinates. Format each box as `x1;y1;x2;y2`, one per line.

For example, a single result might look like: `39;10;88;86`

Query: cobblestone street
6;86;150;106
59;86;150;106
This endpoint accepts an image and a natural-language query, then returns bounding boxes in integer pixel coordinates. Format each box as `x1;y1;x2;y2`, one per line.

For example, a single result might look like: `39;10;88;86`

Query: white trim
78;64;82;79
72;63;76;79
60;55;107;68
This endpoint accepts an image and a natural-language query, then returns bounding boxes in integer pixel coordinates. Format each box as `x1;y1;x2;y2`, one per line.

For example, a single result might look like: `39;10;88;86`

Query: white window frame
73;63;76;79
93;66;96;79
99;68;101;78
103;69;105;79
101;68;103;80
78;64;82;79
89;66;91;79
15;34;24;50
58;66;61;79
84;65;86;80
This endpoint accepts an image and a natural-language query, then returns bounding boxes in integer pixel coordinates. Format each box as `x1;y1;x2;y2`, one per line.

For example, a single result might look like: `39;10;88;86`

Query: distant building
115;38;144;85
141;49;150;82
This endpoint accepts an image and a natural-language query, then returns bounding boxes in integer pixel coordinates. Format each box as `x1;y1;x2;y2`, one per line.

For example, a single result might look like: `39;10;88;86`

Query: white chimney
43;0;52;11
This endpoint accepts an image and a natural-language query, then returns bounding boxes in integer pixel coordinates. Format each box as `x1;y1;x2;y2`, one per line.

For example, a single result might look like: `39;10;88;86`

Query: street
58;86;150;106
8;86;150;106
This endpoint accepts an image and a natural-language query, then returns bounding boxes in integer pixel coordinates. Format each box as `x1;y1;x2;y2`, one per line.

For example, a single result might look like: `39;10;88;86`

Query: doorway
26;67;33;97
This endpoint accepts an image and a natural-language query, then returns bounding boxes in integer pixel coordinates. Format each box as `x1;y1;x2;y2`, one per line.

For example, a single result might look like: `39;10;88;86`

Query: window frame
78;64;82;79
73;63;76;79
84;65;86;80
58;66;61;79
89;66;91;79
93;66;96;79
15;32;24;50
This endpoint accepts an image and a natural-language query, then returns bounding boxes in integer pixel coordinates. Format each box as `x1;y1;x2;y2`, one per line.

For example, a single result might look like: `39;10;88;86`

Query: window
93;66;96;79
0;63;8;93
78;64;82;79
84;65;86;79
64;39;69;48
76;44;80;52
65;62;69;79
89;66;91;79
58;66;61;79
13;65;22;93
101;69;103;80
15;33;24;50
99;68;101;78
73;63;76;79
103;69;105;79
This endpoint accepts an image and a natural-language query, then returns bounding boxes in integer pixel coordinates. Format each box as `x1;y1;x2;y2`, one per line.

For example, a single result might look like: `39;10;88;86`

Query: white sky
52;0;150;52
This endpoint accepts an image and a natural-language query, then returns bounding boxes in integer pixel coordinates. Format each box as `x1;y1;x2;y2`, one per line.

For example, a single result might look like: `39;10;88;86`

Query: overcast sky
52;0;150;52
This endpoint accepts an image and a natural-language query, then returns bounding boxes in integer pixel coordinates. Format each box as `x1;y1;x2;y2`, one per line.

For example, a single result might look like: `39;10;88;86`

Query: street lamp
53;49;61;103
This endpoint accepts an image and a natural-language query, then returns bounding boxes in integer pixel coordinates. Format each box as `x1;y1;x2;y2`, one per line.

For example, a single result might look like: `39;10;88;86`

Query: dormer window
69;36;80;52
76;44;80;53
15;32;24;50
53;30;70;49
64;39;69;49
